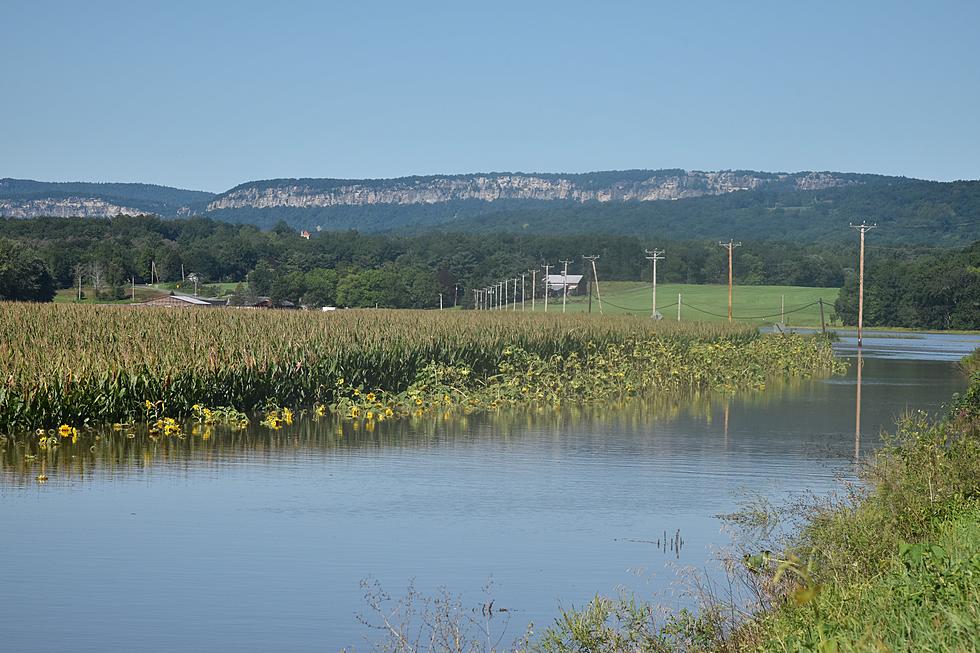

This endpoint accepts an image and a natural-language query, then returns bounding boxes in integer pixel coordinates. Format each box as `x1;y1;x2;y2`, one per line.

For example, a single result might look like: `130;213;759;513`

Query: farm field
0;303;841;431
534;282;840;326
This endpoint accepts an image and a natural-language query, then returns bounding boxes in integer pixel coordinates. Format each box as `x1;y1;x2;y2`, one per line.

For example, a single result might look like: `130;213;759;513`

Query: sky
2;0;979;192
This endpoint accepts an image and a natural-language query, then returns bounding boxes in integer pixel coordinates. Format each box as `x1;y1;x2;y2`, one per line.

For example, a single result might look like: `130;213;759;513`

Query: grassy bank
554;282;838;326
0;303;842;433
532;370;980;651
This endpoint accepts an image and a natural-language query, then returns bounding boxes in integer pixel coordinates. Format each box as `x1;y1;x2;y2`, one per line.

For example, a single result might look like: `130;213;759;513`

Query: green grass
53;282;240;304
542;282;839;327
749;510;980;652
54;286;166;304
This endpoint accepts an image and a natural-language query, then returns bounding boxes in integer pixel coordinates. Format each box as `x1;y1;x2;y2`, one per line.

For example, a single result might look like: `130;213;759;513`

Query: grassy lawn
532;282;840;327
54;282;240;304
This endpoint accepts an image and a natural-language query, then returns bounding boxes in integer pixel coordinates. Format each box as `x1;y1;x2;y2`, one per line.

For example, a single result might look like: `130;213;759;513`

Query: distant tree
247;260;276;296
0;239;57;302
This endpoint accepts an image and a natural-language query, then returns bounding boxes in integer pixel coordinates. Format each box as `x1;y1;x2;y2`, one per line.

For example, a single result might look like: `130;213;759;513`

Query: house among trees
545;274;584;293
300;230;311;239
140;293;221;308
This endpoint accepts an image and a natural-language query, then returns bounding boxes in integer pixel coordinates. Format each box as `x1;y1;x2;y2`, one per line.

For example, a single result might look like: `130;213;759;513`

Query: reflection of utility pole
718;240;741;322
541;263;551;313
855;348;863;461
559;259;572;314
644;249;665;319
850;222;877;347
583;255;603;315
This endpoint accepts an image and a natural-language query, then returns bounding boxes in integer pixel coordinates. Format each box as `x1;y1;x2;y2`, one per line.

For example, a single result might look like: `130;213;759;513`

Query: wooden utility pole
819;298;826;333
513;278;519;311
719;240;742;322
677;293;682;321
644;249;665;319
559;260;572;314
541;264;551;313
850;223;876;347
583;255;603;315
520;273;526;311
530;269;536;311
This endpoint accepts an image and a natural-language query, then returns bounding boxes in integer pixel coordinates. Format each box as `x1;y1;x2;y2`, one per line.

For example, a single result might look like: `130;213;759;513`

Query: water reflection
855;347;863;461
0;355;966;652
3;389;757;486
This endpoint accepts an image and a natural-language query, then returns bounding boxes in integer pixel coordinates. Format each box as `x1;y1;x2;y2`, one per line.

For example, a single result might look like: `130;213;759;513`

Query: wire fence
594;297;825;322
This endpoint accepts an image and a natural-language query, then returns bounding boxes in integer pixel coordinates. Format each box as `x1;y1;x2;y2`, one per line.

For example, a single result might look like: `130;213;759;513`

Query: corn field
0;303;839;431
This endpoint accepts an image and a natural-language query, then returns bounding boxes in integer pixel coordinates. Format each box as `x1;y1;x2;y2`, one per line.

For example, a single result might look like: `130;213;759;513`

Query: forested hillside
835;241;980;329
3;171;978;246
0;178;214;217
0;214;935;310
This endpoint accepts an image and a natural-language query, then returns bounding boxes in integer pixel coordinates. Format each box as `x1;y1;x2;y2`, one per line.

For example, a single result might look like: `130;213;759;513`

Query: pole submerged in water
850;222;876;347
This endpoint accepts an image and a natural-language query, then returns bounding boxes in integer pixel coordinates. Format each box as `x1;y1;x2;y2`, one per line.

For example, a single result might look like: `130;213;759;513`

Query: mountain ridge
1;170;978;246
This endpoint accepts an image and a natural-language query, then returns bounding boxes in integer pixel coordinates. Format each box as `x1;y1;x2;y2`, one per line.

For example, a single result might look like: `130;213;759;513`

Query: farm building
545;274;584;292
140;293;221;308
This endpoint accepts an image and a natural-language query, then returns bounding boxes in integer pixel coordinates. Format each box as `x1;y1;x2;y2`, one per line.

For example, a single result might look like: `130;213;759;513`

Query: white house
545;274;584;292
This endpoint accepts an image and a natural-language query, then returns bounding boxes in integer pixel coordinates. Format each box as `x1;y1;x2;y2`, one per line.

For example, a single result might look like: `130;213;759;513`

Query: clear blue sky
2;0;978;191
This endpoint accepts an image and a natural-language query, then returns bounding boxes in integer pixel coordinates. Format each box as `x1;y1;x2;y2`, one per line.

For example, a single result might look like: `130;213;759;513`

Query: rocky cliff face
0;170;860;219
207;171;854;211
0;197;147;218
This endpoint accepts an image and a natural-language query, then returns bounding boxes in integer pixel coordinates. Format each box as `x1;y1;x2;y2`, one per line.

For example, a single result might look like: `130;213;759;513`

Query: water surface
0;338;968;651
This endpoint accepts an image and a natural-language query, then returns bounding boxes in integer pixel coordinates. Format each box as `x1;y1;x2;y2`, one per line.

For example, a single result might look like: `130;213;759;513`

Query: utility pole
131;277;136;302
530;269;536;311
531;268;538;313
850;222;876;347
678;293;682;321
583;255;603;315
719;240;742;322
521;273;527;311
644;249;665;320
513;278;518;311
454;284;460;308
541;263;551;313
559;260;572;314
819;298;826;333
440;293;444;310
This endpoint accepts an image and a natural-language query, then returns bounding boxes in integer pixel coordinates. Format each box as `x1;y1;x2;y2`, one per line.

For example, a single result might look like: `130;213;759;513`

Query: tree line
835;241;980;329
0;214;948;311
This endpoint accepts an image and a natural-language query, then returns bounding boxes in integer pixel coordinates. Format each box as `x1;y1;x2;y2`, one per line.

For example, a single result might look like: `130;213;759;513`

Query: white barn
545;274;584;292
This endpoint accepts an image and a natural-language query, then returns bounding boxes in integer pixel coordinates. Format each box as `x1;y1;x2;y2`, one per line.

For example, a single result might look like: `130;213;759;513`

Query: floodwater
0;335;973;652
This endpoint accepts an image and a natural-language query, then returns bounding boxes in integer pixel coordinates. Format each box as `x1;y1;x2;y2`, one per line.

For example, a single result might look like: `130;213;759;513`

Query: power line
644;248;665;320
583;255;603;315
559;260;572;314
718;240;742;322
850;222;877;347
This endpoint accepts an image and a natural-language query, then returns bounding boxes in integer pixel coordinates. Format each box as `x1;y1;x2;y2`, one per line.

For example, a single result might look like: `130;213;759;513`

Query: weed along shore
530;356;980;652
0;303;843;436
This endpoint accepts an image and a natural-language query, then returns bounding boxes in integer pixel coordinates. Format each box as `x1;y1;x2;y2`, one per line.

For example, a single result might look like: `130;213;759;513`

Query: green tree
0;239;57;302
